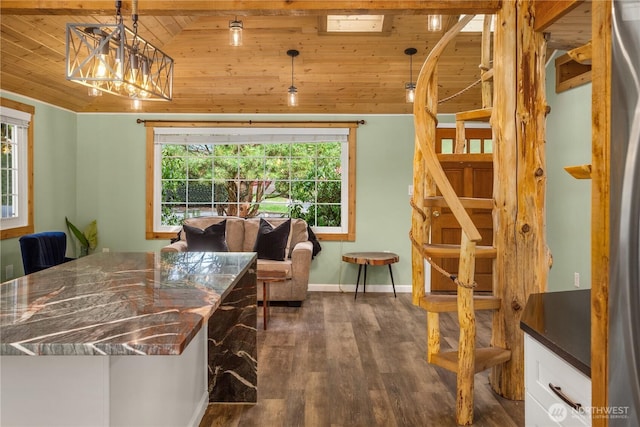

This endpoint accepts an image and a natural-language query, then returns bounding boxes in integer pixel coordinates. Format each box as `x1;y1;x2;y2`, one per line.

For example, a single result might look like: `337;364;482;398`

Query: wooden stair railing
410;14;510;426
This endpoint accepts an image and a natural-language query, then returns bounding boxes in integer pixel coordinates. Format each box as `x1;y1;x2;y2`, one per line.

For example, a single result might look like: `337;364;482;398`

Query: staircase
410;15;510;426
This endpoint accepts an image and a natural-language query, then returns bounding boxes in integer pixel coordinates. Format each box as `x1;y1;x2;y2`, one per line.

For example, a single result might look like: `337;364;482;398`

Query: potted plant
65;217;98;257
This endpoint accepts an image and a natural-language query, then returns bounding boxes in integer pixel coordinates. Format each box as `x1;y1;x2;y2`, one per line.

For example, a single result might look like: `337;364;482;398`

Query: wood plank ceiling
0;1;591;114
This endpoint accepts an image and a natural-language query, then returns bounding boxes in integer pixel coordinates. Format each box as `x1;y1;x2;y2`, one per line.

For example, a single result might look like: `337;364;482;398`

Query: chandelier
66;0;174;103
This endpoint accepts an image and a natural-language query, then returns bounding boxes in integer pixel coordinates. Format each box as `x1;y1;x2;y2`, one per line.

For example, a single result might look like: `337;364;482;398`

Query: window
1;98;34;240
146;123;357;241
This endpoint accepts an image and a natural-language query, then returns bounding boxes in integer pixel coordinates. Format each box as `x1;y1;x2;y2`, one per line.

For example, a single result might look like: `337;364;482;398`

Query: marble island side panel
208;258;257;403
0;251;256;357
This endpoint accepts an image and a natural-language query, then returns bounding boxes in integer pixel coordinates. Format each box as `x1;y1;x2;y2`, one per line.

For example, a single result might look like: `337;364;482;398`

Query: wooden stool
257;269;289;330
342;252;399;299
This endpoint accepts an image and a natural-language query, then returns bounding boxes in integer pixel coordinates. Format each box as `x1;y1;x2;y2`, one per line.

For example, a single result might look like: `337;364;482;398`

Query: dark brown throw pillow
253;218;291;261
184;220;228;252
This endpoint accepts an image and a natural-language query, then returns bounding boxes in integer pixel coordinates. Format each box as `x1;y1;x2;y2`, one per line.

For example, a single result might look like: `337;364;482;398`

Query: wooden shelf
564;164;592;179
555;51;592;93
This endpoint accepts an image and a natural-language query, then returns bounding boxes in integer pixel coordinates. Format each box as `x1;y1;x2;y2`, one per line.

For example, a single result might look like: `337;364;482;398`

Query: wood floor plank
200;292;524;427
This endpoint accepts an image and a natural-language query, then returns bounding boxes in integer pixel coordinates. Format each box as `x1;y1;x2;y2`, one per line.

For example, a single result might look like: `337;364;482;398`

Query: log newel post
456;233;477;425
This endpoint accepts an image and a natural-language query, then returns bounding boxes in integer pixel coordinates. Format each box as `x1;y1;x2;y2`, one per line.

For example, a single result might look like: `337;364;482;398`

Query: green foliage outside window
160;141;342;228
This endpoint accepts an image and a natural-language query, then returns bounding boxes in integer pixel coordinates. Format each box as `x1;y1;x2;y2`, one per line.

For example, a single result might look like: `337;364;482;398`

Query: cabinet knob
432;210;440;217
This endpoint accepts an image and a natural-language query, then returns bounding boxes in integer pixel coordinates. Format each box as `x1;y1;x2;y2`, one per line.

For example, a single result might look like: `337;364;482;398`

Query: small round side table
341;252;399;299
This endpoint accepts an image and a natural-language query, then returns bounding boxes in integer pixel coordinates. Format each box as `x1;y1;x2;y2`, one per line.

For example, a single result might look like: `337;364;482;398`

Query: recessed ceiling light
326;15;385;32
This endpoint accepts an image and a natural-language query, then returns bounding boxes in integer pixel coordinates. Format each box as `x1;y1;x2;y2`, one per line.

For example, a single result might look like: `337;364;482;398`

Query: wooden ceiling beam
1;1;501;16
533;0;584;32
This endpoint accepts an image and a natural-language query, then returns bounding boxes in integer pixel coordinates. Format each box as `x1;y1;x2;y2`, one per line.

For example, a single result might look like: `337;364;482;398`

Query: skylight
326;15;385;32
460;15;495;33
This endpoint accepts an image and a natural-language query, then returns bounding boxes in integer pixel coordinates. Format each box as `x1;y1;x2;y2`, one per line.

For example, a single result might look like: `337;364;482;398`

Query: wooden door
430;127;494;292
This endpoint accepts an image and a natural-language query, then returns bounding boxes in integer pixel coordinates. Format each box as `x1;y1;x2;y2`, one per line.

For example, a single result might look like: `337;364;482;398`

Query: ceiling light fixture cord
115;1;122;25
132;0;138;38
291;53;295;86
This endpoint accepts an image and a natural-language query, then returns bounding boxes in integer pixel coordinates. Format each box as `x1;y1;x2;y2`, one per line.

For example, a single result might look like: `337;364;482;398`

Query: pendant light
229;17;243;46
66;0;174;104
287;49;300;107
404;48;417;103
427;15;442;32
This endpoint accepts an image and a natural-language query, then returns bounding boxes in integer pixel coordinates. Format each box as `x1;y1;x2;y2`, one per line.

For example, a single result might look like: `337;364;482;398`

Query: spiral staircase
409;15;511;425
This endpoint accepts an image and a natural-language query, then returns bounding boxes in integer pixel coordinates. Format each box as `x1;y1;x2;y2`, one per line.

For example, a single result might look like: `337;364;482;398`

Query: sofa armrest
290;240;313;286
161;240;188;252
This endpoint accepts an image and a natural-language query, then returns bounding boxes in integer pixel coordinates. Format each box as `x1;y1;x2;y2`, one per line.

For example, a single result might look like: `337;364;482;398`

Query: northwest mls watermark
548;403;630;422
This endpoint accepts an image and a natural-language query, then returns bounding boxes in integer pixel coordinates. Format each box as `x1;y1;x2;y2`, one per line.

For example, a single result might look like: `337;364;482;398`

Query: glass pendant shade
428;15;442;32
288;86;298;107
229;19;243;46
405;83;416;103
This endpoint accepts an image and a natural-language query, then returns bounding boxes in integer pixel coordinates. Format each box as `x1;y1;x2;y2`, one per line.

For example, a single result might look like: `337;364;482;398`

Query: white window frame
145;123;357;241
0;99;34;240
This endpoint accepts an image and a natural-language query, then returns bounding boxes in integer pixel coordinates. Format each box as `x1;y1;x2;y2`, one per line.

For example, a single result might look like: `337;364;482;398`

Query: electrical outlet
5;264;13;279
102;247;110;253
408;185;414;196
574;272;580;288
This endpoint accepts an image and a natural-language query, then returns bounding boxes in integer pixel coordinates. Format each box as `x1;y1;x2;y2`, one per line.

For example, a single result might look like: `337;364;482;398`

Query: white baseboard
308;284;411;293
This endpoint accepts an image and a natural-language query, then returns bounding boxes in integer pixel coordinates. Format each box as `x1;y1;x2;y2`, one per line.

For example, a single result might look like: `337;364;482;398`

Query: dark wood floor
199;292;524;427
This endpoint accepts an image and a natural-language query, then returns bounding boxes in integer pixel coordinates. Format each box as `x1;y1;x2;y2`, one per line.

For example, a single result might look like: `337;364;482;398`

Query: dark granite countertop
0;251;256;356
520;289;591;377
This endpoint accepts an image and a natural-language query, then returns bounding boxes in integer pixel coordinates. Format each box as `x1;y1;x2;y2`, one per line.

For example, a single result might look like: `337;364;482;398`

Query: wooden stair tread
423;243;497;258
429;347;511;374
455;107;492;122
419;293;501;312
481;68;494;81
424;196;494;210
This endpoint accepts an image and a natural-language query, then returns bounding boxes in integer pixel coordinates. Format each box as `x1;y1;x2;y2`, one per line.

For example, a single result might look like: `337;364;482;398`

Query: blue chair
19;231;73;275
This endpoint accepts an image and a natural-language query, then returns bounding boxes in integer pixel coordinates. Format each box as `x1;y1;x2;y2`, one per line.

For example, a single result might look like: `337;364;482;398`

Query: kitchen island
0;251;257;427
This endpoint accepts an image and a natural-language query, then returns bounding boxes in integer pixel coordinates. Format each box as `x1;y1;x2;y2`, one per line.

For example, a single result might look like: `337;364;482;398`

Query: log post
427;311;440;362
456;232;477;425
489;0;550;399
590;1;611;425
481;15;494;109
455;120;467;153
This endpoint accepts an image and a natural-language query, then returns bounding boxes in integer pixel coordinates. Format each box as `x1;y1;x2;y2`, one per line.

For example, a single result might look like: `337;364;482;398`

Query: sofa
161;216;313;306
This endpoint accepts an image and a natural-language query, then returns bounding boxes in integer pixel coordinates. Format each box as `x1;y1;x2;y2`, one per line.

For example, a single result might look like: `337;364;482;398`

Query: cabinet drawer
525;334;591;426
526;392;562;427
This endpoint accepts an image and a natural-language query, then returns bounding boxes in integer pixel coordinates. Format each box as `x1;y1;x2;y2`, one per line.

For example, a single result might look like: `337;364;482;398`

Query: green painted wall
544;52;592;291
4;73;593;292
74;113;418;288
0;92;78;280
